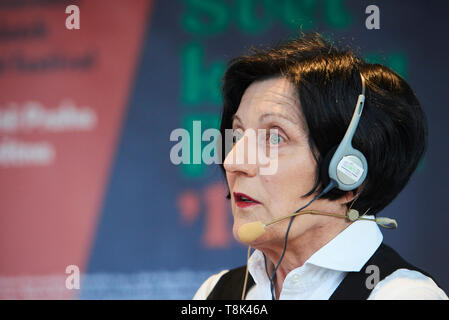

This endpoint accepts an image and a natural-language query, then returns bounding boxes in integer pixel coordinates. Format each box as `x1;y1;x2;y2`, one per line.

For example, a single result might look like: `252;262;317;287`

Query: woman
193;33;447;300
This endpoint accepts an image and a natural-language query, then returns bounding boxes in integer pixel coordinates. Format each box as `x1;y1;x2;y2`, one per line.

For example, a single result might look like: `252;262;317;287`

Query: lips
233;192;261;208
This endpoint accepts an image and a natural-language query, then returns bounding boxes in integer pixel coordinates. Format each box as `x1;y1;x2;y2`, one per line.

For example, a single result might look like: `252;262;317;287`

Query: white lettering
365;5;380;30
65;5;80;30
65;265;80;290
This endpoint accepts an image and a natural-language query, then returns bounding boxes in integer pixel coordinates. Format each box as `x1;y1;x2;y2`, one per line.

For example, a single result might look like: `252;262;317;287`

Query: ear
341;179;367;206
338;189;359;207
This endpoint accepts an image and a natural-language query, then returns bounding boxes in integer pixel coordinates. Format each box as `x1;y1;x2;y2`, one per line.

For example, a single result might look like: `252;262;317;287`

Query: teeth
235;193;258;203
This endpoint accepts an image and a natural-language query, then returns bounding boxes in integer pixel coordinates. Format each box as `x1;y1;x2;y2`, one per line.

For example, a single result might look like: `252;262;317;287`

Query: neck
257;216;351;299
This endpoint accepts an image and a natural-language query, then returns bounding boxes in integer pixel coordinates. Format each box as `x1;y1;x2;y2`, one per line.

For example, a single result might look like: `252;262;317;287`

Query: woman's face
224;77;344;247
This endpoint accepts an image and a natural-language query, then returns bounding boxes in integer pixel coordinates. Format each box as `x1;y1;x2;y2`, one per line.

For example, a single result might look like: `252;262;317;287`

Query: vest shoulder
368;268;448;299
193;270;229;300
206;265;250;300
330;243;438;300
375;243;435;281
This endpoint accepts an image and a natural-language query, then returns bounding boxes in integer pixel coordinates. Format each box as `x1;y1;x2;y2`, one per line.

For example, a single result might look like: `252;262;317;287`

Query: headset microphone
238;208;397;244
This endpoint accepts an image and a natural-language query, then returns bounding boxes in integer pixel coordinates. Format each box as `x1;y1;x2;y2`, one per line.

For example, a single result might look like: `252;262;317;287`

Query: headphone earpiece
330;148;368;191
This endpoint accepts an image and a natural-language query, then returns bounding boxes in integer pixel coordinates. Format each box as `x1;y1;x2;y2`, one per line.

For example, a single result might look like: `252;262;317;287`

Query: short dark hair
219;32;428;216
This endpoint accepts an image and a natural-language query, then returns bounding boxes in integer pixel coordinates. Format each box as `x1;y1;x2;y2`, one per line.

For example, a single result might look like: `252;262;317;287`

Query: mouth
233;192;261;208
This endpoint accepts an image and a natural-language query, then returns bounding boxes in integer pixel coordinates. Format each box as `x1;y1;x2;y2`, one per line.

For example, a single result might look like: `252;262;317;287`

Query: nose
223;131;259;177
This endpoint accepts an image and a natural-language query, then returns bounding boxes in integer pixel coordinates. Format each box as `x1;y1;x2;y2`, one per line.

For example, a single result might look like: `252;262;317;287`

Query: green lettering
364;52;408;79
181;43;225;106
280;0;316;30
416;157;425;173
180;113;220;178
182;0;229;36
237;0;274;34
324;0;352;28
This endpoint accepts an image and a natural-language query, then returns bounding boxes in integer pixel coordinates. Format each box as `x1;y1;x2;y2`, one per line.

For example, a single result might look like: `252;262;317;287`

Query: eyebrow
232;112;300;126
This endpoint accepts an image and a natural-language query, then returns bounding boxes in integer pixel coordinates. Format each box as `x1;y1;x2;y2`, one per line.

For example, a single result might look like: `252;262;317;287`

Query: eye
268;131;285;146
232;129;244;144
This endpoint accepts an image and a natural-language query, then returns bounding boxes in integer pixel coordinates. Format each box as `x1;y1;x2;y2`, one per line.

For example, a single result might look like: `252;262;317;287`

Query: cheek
226;171;235;189
265;151;317;204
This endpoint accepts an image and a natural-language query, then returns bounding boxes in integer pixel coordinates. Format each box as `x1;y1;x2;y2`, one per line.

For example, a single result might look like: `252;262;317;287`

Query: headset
238;72;397;300
321;73;367;191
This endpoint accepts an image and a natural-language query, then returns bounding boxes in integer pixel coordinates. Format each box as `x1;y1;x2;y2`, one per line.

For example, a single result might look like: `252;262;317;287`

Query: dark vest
207;243;438;300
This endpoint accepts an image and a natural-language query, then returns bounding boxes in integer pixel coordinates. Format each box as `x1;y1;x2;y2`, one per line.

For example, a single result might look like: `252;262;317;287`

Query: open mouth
233;192;261;208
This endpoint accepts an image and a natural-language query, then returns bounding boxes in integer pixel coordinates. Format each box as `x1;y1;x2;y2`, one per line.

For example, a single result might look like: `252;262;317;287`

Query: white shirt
193;217;448;300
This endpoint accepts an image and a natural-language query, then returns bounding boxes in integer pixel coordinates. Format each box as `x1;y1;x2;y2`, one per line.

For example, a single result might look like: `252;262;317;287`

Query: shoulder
192;270;229;300
193;266;249;300
368;268;448;300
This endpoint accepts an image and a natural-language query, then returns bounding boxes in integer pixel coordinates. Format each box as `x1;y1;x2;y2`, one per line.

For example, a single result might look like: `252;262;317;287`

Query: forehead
236;77;302;124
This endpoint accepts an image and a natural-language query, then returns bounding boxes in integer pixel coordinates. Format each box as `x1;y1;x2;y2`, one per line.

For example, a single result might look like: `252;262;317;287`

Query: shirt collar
248;216;383;279
306;216;383;271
